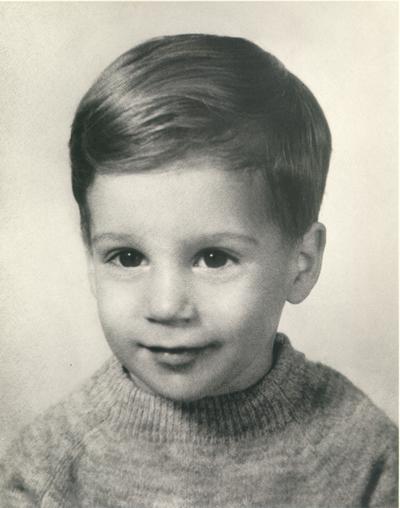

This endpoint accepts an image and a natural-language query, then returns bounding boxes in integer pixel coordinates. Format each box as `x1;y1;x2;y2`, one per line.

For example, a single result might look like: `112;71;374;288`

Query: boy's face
87;159;298;401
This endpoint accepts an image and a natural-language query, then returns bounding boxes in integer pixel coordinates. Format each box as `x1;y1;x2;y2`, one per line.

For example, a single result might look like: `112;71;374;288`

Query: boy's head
69;34;331;402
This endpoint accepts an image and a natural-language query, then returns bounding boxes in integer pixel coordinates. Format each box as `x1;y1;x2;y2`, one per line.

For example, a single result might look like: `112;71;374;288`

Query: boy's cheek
210;284;286;341
95;283;144;329
202;278;280;318
201;294;271;344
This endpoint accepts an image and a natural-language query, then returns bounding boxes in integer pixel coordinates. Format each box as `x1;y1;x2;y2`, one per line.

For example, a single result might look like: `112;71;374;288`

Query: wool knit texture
0;334;397;507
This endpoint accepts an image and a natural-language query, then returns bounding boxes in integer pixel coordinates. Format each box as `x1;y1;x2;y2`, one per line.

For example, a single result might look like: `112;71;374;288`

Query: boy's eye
111;249;145;268
195;249;236;269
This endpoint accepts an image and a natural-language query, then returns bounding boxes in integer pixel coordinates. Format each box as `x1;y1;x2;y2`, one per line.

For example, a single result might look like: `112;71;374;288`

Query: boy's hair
69;34;331;243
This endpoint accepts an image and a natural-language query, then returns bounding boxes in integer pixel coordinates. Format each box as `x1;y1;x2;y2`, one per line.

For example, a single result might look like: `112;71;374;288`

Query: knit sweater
0;334;397;508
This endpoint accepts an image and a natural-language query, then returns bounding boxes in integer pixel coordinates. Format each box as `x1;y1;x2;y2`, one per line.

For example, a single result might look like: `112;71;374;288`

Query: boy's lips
139;343;217;367
145;345;207;353
138;339;218;351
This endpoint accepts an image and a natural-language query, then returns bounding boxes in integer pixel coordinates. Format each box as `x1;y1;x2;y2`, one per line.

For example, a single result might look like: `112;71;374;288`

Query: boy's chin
128;371;222;403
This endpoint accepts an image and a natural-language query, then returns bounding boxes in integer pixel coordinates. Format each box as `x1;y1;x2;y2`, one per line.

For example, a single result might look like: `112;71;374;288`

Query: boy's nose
145;268;196;325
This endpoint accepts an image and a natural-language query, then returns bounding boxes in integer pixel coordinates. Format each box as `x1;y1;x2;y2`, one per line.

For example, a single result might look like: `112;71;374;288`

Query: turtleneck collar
88;334;308;443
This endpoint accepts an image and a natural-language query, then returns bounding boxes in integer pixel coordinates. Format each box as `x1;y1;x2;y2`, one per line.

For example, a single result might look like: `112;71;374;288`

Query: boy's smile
87;159;297;401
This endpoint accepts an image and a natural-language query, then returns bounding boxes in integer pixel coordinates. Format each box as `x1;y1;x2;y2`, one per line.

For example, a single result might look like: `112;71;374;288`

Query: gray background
0;2;397;456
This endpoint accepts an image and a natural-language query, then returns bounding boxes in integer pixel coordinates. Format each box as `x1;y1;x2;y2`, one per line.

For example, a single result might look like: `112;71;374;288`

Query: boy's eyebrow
92;233;137;245
91;232;259;246
193;232;259;246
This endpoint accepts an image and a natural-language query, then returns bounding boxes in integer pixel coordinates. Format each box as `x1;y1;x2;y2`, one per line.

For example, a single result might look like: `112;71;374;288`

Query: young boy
1;34;397;507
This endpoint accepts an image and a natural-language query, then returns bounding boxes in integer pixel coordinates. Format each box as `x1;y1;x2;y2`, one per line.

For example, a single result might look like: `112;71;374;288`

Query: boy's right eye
109;249;145;268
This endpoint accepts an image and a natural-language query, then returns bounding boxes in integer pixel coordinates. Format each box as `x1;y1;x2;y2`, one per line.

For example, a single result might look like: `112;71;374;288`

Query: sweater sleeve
1;361;112;507
367;440;398;508
1;427;50;506
0;400;88;508
0;415;76;507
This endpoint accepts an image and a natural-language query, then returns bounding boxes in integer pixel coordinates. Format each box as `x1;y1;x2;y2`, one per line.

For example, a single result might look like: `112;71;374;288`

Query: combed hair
69;34;331;243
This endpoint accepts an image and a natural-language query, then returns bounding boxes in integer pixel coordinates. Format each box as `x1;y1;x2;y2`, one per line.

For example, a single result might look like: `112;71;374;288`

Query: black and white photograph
0;2;397;506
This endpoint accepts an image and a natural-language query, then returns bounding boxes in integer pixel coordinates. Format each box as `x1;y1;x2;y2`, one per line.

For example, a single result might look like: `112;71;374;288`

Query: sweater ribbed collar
89;333;308;443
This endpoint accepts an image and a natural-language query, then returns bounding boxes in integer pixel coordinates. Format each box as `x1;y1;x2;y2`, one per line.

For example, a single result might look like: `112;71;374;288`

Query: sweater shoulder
296;356;398;449
0;358;116;503
20;357;114;445
292;355;398;506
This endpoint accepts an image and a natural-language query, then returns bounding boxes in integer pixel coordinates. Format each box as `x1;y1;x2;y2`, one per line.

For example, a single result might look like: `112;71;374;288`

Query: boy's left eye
109;249;145;268
194;249;237;269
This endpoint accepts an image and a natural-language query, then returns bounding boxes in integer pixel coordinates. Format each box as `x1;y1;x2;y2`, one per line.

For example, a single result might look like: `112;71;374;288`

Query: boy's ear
86;249;97;298
286;222;326;305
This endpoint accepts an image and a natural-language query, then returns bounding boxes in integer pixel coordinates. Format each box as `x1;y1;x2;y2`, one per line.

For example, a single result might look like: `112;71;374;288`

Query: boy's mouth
146;345;205;354
140;343;216;367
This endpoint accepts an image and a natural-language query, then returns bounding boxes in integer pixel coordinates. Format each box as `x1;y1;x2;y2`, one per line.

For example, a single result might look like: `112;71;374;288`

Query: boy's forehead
87;161;278;241
89;160;266;209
